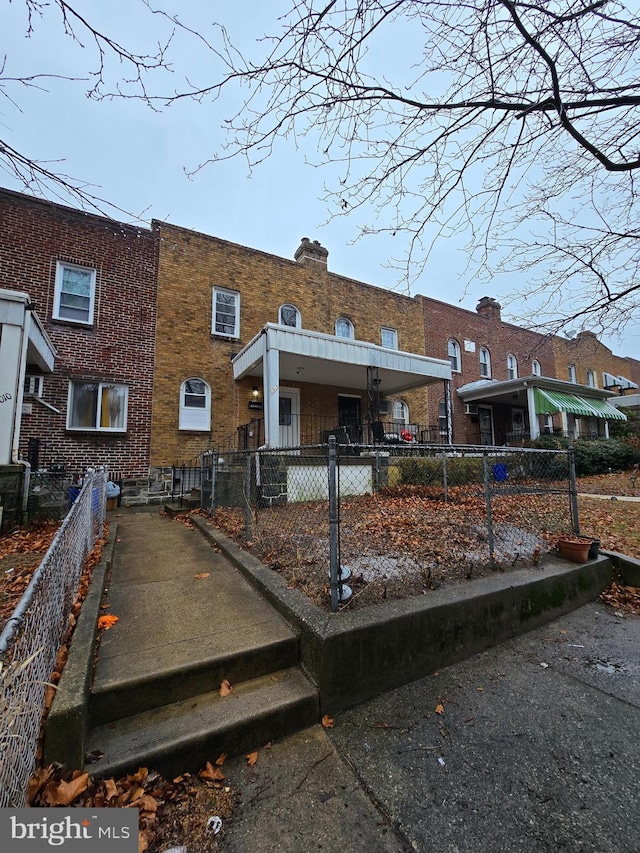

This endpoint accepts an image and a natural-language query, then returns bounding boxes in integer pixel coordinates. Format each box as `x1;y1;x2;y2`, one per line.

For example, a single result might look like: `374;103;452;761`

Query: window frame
212;287;240;338
335;316;355;339
278;304;301;328
25;375;44;396
179;377;211;431
568;364;577;383
479;347;491;378
507;354;518;380
53;261;96;326
381;326;398;349
586;369;596;388
448;339;461;373
66;380;128;433
531;360;541;376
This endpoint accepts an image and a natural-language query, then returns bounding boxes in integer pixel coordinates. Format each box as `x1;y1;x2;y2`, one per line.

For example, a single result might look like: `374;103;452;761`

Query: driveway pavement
220;601;640;853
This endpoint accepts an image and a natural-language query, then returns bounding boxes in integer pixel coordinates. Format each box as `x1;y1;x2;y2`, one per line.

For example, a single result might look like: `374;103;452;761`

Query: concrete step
85;666;319;780
90;631;300;726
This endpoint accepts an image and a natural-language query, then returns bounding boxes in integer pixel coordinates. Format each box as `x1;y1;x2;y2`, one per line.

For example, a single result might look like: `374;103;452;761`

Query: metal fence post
442;449;448;503
244;451;253;541
483;453;495;567
328;436;340;613
568;446;580;534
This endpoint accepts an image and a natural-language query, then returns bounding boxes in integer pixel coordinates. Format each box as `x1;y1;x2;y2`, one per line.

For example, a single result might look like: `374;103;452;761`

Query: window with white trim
179;378;211;431
381;327;398;349
586;369;596;388
53;261;96;325
25;375;44;396
279;304;301;328
335;317;354;339
531;359;541;376
507;354;518;380
568;364;577;383
392;400;409;427
448;339;461;372
67;381;127;431
438;400;448;435
212;287;240;337
479;347;491;378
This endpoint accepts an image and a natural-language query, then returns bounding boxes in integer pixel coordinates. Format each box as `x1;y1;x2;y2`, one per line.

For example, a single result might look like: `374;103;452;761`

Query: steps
82;510;319;779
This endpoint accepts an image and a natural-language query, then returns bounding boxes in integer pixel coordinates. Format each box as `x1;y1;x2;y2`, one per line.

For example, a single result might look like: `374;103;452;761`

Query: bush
397;456;484;487
531;436;640;476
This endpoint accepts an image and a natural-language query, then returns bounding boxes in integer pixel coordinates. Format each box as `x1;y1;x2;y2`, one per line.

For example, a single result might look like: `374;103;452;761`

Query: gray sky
3;0;639;362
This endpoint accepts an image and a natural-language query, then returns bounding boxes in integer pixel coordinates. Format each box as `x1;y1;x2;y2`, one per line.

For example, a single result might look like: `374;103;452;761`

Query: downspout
12;301;32;521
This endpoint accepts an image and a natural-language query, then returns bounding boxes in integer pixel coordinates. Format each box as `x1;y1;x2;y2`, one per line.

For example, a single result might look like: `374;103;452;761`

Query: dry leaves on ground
600;581;640;616
28;764;237;853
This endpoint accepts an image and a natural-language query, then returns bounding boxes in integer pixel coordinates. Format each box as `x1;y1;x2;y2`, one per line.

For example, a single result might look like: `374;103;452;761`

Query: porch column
264;335;281;447
560;411;569;437
0;321;23;465
444;379;453;444
526;386;540;440
603;420;610;439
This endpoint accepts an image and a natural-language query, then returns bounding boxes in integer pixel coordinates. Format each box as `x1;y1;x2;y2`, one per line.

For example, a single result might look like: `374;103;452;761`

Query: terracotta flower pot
557;536;591;564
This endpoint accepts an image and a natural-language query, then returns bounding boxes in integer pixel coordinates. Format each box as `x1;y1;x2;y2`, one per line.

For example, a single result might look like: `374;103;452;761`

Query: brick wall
552;331;635;391
151;223;430;465
422;295;554;443
0;188;158;479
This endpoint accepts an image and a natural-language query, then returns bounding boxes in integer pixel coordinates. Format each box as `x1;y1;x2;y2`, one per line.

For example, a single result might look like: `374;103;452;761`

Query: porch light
251;386;260;399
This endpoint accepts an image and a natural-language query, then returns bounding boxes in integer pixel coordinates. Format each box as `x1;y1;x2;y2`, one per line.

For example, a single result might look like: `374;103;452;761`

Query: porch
232;324;451;448
457;376;626;446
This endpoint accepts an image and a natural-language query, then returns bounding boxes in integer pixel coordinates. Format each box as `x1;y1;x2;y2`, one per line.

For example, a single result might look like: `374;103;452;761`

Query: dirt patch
577;470;640;497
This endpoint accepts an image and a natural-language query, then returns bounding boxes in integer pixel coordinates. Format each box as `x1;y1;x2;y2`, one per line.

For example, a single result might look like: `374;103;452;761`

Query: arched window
531;360;541;376
479;347;491;378
279;304;301;328
393;400;409;427
179;378;211;431
586;369;596;387
335;317;354;339
448;339;461;372
507;354;518;380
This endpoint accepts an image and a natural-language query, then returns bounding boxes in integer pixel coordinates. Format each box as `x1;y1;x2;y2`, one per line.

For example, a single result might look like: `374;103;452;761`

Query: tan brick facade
151;224;432;465
552;331;635;391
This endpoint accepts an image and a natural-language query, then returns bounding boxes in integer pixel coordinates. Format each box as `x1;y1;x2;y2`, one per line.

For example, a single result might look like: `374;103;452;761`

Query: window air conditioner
377;399;392;415
464;403;478;415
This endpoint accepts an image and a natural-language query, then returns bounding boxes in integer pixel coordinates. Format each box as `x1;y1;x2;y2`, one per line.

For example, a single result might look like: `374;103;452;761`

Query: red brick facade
0;188;158;479
422;295;555;443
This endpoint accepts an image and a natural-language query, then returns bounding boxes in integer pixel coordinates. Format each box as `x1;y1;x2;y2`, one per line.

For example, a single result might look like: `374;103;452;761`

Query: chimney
476;296;502;321
294;237;328;267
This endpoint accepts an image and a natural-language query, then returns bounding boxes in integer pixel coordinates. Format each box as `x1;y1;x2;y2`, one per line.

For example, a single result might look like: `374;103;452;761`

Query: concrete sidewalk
219;601;640;853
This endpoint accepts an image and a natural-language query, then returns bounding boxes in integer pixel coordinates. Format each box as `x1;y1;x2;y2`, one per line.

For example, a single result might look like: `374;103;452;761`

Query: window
393;400;409;426
179;378;211;431
25;375;44;396
507;354;518;380
531;359;541;376
53;261;96;325
448;339;461;372
279;304;301;328
212;287;240;337
568;364;577;383
479;347;491;378
381;327;398;349
586;369;596;388
335;317;354;339
67;381;127;431
438;400;448;435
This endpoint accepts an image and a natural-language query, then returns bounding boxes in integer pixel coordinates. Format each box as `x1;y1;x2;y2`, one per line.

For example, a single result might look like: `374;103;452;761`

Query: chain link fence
209;442;577;613
0;470;106;808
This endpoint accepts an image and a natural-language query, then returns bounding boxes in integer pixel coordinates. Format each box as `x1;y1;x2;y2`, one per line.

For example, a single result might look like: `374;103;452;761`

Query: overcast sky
3;0;639;362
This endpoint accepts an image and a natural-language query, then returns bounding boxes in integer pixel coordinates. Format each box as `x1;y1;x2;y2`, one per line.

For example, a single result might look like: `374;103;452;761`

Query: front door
338;395;362;443
478;405;494;446
279;388;300;447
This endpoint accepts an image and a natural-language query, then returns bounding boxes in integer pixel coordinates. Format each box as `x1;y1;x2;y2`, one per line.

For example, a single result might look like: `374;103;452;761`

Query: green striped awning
534;388;626;420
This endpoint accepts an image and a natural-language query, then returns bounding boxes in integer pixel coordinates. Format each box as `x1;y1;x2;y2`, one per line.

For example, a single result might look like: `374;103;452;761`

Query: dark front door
478;405;494;446
338;395;362;442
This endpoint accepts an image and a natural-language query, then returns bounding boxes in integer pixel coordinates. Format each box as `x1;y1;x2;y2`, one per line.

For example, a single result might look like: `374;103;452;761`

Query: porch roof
0;288;56;371
457;376;626;421
232;324;451;393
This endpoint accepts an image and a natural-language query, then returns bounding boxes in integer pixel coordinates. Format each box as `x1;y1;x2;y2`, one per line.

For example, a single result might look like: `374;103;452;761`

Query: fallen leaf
246;751;259;767
194;572;210;579
215;753;228;766
44;772;90;806
98;614;119;630
322;714;334;728
219;679;233;697
199;761;225;781
435;703;445;715
104;778;119;801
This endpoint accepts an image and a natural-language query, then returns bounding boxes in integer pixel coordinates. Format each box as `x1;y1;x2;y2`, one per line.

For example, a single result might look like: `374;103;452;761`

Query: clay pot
557;536;591;564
